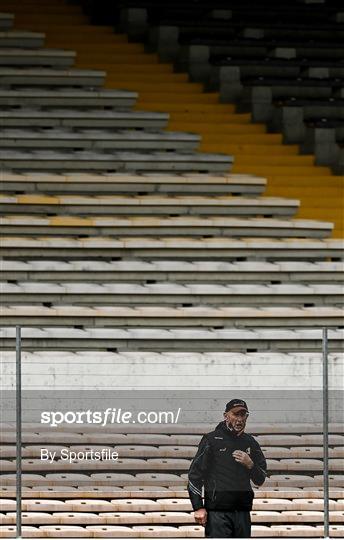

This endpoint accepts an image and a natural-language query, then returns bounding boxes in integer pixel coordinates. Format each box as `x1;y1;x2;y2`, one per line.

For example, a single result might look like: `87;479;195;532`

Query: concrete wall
1;352;343;424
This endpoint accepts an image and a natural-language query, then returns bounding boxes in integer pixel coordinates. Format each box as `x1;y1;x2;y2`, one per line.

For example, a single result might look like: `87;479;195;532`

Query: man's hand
194;508;207;526
232;450;254;469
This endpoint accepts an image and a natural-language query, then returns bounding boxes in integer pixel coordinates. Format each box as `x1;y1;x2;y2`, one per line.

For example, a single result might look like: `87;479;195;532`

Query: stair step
233;165;332;176
234;155;315;166
168;122;266;134
201;143;299;155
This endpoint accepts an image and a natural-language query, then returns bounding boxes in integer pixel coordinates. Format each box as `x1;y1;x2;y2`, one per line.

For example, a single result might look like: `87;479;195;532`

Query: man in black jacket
188;399;267;538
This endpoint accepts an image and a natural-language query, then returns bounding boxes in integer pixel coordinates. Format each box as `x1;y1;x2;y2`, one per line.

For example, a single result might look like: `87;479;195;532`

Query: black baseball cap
225;399;249;412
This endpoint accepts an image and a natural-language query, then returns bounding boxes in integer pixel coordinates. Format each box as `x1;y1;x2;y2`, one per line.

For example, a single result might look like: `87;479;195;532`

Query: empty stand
105;0;344;224
0;417;343;536
0;2;343;539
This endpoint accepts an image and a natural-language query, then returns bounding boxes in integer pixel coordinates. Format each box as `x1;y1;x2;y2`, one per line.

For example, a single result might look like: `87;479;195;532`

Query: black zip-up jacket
188;421;267;511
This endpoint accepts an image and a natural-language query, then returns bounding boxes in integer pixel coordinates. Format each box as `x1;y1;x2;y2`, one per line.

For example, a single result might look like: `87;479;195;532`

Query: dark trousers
205;510;251;538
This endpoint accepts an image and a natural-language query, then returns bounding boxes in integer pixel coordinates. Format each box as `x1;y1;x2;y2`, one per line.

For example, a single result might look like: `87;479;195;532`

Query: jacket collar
215;420;245;438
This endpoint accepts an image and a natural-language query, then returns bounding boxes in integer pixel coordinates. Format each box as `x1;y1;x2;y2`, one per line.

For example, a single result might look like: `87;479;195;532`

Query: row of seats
1;259;342;283
4;1;344;236
2;459;343;472
1;524;342;537
1;472;343;488
1;304;343;326
1;327;343;351
1;502;343;519
1;445;343;459
2;485;344;498
2;281;342;296
109;0;344;172
0;19;232;174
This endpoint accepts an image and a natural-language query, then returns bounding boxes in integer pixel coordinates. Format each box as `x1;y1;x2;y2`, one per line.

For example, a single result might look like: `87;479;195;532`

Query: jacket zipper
212;479;216;501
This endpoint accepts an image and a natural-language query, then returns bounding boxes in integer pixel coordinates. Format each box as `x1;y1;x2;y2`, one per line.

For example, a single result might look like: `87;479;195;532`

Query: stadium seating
109;0;344;175
0;1;343;538
0;417;343;537
2;0;343;234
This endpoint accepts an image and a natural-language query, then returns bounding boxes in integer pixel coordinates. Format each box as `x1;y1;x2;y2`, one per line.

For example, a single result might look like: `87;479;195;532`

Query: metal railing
9;326;336;539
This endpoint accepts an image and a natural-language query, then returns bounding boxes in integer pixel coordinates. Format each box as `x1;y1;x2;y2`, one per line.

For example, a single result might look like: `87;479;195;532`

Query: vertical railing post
322;327;329;539
16;326;22;539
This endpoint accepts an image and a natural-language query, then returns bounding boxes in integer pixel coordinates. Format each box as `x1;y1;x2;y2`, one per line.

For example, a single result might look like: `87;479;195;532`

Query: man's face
224;407;249;432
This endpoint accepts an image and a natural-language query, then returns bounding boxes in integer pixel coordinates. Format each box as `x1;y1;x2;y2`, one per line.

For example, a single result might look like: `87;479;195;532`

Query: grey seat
0;48;76;67
0;67;106;86
0;109;168;129
0;89;138;108
0;13;14;31
0;172;267;196
0;128;200;152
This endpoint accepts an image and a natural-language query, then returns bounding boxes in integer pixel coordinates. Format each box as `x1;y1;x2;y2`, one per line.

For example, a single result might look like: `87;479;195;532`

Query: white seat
38;525;92;537
22;499;71;512
85;525;136;537
131;526;181;537
155;499;192;511
0;526;42;537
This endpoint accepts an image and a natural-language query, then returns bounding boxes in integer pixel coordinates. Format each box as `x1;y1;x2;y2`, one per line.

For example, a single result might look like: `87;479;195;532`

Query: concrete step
136;92;221;104
71;42;144;55
0;172;266;196
233;164;332;176
0;326;342;352
138;102;236;113
78;61;173;73
265;176;343;188
0;216;333;239
0;30;45;48
0;48;76;67
234;155;315;166
168;121;266;134
0;67;105;86
1;260;342;284
169;112;251;124
0;150;232;173
200;133;283;144
44;33;129;45
0;194;296;217
0;89;138;108
0;237;342;261
201;143;299;156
